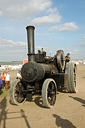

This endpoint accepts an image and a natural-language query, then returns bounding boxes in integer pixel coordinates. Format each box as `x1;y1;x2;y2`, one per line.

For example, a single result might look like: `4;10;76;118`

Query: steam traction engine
10;26;78;108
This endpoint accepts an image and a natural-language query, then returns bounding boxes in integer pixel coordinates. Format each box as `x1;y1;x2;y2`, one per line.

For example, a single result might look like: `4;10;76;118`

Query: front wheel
42;78;57;108
10;79;26;105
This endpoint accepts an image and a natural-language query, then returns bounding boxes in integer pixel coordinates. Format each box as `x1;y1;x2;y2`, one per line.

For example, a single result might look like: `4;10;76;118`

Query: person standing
17;70;21;79
1;72;6;89
65;53;71;63
0;73;2;90
5;71;10;90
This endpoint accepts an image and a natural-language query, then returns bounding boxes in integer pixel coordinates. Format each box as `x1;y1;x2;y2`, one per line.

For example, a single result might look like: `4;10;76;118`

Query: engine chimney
26;26;35;61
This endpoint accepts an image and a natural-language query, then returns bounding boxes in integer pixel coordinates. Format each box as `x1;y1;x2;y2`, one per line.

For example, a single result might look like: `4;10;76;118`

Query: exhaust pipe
26;26;35;61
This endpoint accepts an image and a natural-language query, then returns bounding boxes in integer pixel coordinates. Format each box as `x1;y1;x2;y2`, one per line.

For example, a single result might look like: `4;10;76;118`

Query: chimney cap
26;26;35;30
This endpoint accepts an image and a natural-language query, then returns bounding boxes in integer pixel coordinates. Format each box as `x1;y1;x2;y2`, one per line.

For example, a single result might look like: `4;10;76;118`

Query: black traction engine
10;26;78;108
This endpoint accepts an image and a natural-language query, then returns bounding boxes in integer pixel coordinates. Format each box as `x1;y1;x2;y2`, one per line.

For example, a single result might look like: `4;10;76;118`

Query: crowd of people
0;71;11;91
0;70;22;91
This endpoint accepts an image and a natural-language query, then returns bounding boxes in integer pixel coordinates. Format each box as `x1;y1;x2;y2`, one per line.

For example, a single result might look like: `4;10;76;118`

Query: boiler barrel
21;62;53;82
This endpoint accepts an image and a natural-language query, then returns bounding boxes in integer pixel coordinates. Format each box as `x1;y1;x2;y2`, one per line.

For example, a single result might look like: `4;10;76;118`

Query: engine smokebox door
21;62;45;82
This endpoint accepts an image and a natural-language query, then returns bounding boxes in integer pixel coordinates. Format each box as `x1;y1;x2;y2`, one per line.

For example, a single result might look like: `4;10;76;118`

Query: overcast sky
0;0;85;61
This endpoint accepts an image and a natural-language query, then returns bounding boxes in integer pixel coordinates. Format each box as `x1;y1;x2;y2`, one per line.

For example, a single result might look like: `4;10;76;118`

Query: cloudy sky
0;0;85;61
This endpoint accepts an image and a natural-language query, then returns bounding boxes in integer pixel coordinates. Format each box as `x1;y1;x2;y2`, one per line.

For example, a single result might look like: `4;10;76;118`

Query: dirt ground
0;66;85;128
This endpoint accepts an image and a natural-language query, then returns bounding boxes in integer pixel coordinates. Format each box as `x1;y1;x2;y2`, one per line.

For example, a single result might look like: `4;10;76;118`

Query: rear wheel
42;78;57;108
66;63;78;93
10;79;26;105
